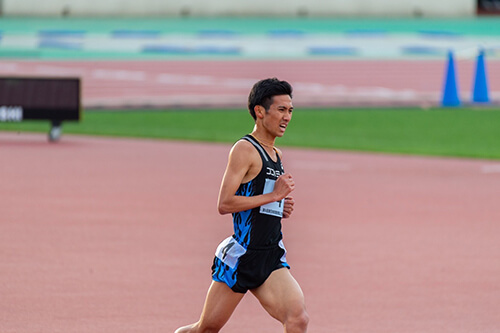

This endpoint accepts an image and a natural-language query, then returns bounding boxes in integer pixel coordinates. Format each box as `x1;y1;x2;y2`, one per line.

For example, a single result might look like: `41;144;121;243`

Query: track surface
1;59;500;108
1;132;500;332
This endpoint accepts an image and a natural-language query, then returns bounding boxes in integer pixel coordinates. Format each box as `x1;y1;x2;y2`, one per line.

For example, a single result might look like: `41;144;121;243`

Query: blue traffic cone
441;51;460;107
472;49;490;103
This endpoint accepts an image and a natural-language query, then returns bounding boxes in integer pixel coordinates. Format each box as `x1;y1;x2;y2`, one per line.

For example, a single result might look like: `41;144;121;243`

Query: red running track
1;132;500;332
1;59;499;108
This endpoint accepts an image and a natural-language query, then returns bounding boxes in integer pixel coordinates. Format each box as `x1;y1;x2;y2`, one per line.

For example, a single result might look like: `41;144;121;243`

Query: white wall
2;0;477;17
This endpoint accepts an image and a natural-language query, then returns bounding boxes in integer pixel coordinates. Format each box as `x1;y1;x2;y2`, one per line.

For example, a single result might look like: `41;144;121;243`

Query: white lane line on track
92;69;146;81
481;164;500;174
35;65;87;76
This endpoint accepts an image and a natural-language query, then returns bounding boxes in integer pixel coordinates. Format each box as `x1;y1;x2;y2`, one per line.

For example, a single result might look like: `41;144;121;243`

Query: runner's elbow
218;201;231;215
218;207;231;215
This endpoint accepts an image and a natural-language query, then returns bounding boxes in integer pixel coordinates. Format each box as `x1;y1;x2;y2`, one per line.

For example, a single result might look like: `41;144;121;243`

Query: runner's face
263;95;293;137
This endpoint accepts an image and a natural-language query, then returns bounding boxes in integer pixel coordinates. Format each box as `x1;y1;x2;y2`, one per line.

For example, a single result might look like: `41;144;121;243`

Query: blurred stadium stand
0;0;480;17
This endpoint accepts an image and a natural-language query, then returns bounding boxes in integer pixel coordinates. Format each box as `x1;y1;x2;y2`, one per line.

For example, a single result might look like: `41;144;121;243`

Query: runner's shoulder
229;138;259;161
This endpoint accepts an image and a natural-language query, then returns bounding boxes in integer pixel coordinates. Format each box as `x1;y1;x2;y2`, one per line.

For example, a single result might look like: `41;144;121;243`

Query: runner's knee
285;307;309;332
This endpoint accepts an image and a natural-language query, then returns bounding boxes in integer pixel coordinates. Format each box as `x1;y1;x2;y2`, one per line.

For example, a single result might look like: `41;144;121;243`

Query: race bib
260;178;284;218
215;236;246;269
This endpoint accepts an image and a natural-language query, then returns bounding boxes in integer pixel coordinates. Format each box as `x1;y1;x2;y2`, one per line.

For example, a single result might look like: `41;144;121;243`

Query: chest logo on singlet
266;167;281;177
260;178;284;218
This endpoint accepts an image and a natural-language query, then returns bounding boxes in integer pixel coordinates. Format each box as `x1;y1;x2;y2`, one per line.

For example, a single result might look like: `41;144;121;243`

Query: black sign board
0;77;81;141
478;0;500;14
0;77;81;122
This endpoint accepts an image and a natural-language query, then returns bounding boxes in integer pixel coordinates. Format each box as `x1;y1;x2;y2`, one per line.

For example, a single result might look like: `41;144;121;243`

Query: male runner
175;78;309;333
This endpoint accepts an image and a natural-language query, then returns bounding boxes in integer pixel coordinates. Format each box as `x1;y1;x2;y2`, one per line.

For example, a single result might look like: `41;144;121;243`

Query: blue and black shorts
211;235;290;293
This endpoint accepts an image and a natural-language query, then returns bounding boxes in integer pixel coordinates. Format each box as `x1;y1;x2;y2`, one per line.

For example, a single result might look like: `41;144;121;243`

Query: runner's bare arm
217;141;295;215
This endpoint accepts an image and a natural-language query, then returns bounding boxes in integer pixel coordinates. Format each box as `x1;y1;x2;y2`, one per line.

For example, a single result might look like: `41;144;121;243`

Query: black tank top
232;135;285;250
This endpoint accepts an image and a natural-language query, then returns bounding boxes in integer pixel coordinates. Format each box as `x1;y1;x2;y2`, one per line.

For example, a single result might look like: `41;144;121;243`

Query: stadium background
1;2;500;333
1;0;500;109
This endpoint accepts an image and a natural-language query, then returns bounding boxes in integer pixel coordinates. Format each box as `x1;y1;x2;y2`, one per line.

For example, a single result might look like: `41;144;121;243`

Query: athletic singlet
232;134;285;249
212;134;289;292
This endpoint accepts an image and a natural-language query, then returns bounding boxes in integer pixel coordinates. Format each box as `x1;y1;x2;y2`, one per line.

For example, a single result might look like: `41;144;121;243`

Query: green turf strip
1;107;500;159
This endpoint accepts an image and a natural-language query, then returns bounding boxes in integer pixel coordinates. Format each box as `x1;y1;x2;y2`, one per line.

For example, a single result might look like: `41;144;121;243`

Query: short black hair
248;78;293;120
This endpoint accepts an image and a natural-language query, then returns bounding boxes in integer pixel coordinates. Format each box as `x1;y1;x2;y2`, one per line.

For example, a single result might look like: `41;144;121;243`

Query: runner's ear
255;106;265;119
